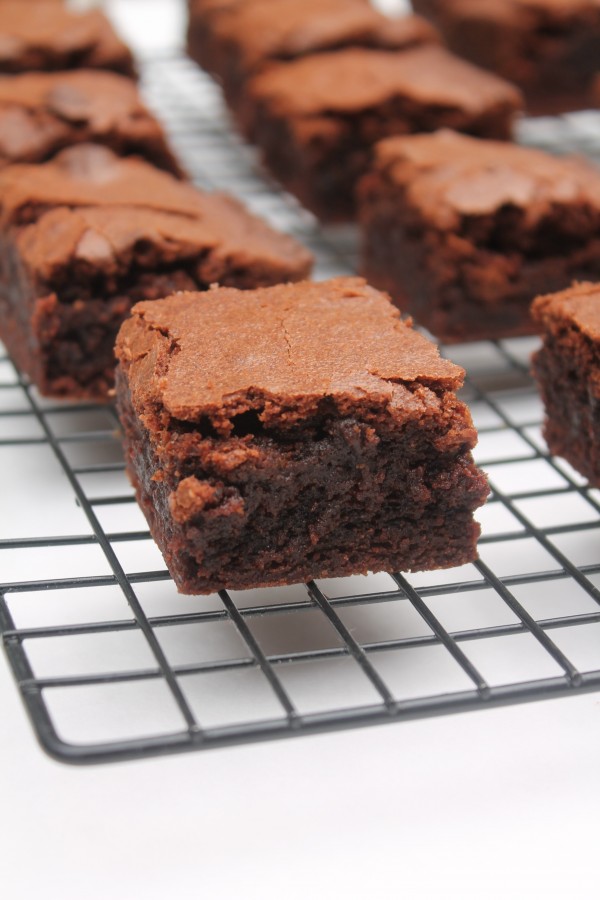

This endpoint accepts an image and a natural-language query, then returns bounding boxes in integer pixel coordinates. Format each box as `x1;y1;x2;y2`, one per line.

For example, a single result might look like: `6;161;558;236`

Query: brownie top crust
0;70;179;170
0;144;205;224
532;281;600;339
207;0;438;69
116;276;464;433
0;144;312;280
368;130;600;228
0;1;135;76
246;45;522;118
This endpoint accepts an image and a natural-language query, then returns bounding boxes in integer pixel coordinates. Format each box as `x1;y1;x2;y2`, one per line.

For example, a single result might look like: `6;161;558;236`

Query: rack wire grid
3;47;600;766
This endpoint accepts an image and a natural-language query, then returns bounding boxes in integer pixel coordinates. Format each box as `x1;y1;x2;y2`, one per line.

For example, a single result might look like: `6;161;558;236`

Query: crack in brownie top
116;277;464;434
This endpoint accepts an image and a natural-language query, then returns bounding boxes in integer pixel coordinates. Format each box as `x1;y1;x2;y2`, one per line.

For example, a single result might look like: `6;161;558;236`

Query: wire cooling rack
3;50;600;765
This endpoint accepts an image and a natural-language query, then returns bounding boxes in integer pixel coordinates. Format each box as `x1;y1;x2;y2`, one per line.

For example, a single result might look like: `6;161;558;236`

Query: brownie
0;70;183;175
115;276;489;594
532;282;600;485
0;1;135;77
358;130;600;344
242;45;522;221
187;0;438;118
412;0;600;116
0;144;312;401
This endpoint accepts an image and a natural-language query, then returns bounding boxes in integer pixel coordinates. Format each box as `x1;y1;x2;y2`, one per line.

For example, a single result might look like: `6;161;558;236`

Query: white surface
2;646;600;900
2;2;600;898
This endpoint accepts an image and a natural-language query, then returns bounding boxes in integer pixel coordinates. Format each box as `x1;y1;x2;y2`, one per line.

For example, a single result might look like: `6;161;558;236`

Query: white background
3;654;600;899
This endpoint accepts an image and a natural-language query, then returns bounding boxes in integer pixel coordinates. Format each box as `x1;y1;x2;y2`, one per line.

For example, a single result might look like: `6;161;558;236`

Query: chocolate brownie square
532;282;600;485
187;0;438;117
0;70;183;175
115;277;489;594
242;45;522;221
358;130;600;343
0;144;312;401
412;0;600;115
0;1;135;78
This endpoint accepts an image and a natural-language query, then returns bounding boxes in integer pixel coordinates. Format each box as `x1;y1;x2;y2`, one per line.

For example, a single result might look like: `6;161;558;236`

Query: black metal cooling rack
3;50;600;765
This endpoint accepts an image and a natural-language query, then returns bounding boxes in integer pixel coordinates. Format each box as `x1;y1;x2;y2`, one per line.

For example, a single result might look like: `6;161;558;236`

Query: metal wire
2;52;600;764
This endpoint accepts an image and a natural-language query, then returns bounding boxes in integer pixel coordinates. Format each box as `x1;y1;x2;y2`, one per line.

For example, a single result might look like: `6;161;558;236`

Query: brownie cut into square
0;1;136;78
358;130;600;343
187;0;438;119
242;45;522;221
412;0;600;116
115;277;489;594
0;144;312;401
0;70;183;175
532;282;600;485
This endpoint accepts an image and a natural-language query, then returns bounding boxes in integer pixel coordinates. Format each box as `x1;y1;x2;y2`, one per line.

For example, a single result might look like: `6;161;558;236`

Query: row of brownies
0;0;593;595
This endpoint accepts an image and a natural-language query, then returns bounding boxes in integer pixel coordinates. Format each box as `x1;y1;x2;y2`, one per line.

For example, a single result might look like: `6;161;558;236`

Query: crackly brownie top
0;70;173;167
247;45;522;118
368;130;600;229
0;2;135;76
208;0;438;70
0;144;204;223
116;276;464;433
532;282;600;341
2;144;312;279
